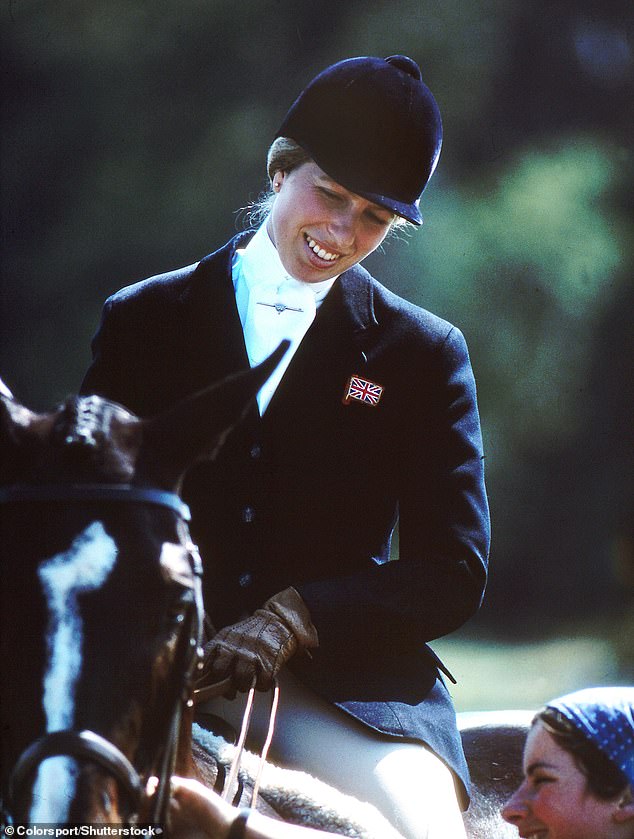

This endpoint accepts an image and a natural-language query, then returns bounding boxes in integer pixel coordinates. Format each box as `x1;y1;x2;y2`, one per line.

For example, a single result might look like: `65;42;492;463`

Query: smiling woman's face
502;721;630;839
266;160;394;284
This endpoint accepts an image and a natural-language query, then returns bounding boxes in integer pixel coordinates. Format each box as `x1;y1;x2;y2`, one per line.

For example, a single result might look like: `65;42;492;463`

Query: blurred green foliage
1;1;632;676
393;139;626;438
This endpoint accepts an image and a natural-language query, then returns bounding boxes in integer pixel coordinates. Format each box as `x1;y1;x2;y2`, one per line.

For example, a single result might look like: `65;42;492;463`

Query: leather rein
1;482;203;827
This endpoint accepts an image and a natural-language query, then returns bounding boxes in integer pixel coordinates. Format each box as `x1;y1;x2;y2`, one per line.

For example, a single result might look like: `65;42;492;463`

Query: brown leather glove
198;587;318;695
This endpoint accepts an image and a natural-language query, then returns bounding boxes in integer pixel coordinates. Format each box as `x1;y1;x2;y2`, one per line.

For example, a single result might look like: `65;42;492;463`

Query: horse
458;711;531;839
0;357;529;836
0;347;288;825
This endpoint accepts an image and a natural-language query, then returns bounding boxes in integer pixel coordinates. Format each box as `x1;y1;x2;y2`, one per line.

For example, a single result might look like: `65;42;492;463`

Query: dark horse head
0;345;287;825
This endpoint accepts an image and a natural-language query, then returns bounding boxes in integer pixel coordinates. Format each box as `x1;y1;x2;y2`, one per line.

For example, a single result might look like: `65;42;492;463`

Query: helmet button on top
385;54;422;80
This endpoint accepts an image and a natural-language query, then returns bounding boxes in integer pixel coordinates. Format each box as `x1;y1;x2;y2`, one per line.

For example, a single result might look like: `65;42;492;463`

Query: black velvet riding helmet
275;55;443;225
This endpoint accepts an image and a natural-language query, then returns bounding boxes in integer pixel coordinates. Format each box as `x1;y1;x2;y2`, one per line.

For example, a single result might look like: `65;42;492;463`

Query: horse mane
47;395;140;479
54;395;106;450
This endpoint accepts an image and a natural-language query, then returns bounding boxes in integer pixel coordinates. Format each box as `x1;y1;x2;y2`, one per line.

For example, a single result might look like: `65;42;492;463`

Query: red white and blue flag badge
342;374;384;407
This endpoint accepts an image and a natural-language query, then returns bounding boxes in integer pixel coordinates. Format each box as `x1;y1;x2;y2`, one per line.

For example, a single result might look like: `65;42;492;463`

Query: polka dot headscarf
547;686;634;788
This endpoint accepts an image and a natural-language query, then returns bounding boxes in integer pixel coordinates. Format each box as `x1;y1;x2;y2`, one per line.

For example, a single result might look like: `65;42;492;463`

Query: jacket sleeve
295;325;490;652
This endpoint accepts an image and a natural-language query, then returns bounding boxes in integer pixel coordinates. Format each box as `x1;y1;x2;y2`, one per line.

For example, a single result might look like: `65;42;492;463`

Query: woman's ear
271;170;286;193
612;787;634;824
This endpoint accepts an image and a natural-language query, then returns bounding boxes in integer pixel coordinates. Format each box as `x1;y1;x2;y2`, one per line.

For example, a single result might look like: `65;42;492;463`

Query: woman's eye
319;187;341;203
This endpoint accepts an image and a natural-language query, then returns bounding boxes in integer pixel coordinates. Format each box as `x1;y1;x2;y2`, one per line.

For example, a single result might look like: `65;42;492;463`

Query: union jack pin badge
342;374;384;407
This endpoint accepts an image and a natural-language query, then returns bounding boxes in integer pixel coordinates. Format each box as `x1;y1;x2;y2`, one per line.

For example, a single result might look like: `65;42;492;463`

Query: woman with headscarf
502;686;634;839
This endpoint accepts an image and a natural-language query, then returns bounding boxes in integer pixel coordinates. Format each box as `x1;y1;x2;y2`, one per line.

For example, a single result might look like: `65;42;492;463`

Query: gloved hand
198;587;319;695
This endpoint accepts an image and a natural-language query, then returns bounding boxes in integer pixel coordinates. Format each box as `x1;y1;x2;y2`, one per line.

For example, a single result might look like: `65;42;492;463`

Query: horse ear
0;378;14;401
0;382;42;481
0;388;16;456
142;341;289;485
1;382;30;444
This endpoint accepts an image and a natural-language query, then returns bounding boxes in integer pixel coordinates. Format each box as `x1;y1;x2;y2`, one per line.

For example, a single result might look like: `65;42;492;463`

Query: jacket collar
333;262;378;335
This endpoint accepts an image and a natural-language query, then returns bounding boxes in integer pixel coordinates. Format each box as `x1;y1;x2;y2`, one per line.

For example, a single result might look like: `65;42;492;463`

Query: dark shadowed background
2;0;632;708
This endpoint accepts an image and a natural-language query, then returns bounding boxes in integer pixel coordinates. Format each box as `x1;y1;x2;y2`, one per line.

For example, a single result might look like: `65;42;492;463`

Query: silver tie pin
257;301;304;315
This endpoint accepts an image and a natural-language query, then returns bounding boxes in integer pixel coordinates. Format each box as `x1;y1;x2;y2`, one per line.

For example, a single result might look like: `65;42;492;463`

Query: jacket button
241;505;256;523
238;572;253;588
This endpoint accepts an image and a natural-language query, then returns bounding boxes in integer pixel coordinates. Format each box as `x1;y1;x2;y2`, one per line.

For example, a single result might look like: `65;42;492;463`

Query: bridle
0;482;204;828
0;483;191;520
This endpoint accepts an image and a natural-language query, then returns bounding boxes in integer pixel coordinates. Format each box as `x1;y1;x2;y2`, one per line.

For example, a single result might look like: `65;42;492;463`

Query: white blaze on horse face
30;521;117;822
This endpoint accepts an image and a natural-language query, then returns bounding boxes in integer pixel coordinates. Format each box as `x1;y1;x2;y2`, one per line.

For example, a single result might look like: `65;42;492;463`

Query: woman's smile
303;232;340;263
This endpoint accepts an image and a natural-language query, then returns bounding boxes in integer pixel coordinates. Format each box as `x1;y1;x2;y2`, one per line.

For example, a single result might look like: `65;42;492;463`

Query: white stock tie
244;277;317;368
243;277;318;412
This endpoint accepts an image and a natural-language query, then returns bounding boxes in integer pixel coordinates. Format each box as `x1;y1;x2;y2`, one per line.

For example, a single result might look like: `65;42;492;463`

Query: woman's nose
501;786;528;825
327;211;356;249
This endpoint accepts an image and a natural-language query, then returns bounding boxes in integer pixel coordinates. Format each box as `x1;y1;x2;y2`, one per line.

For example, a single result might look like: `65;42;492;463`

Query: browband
0;483;191;521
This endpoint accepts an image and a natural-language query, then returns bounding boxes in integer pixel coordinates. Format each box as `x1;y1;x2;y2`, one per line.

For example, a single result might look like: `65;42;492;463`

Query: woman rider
82;55;490;838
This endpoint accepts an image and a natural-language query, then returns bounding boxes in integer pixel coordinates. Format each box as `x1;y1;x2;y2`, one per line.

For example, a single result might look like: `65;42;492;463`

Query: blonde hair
266;136;312;181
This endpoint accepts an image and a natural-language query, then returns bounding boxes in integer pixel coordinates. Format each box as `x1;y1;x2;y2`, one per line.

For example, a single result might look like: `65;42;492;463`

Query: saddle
191;682;405;839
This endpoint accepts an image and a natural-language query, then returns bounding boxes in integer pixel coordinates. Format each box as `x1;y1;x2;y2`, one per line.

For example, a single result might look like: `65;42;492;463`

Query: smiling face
502;722;633;839
266;160;395;283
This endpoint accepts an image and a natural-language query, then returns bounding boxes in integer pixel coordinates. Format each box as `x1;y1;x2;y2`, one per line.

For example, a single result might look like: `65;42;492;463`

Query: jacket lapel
177;232;252;390
262;263;378;422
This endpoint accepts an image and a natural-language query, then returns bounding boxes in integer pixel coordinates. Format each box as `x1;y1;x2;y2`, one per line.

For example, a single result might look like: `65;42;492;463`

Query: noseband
9;730;143;812
1;482;203;826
